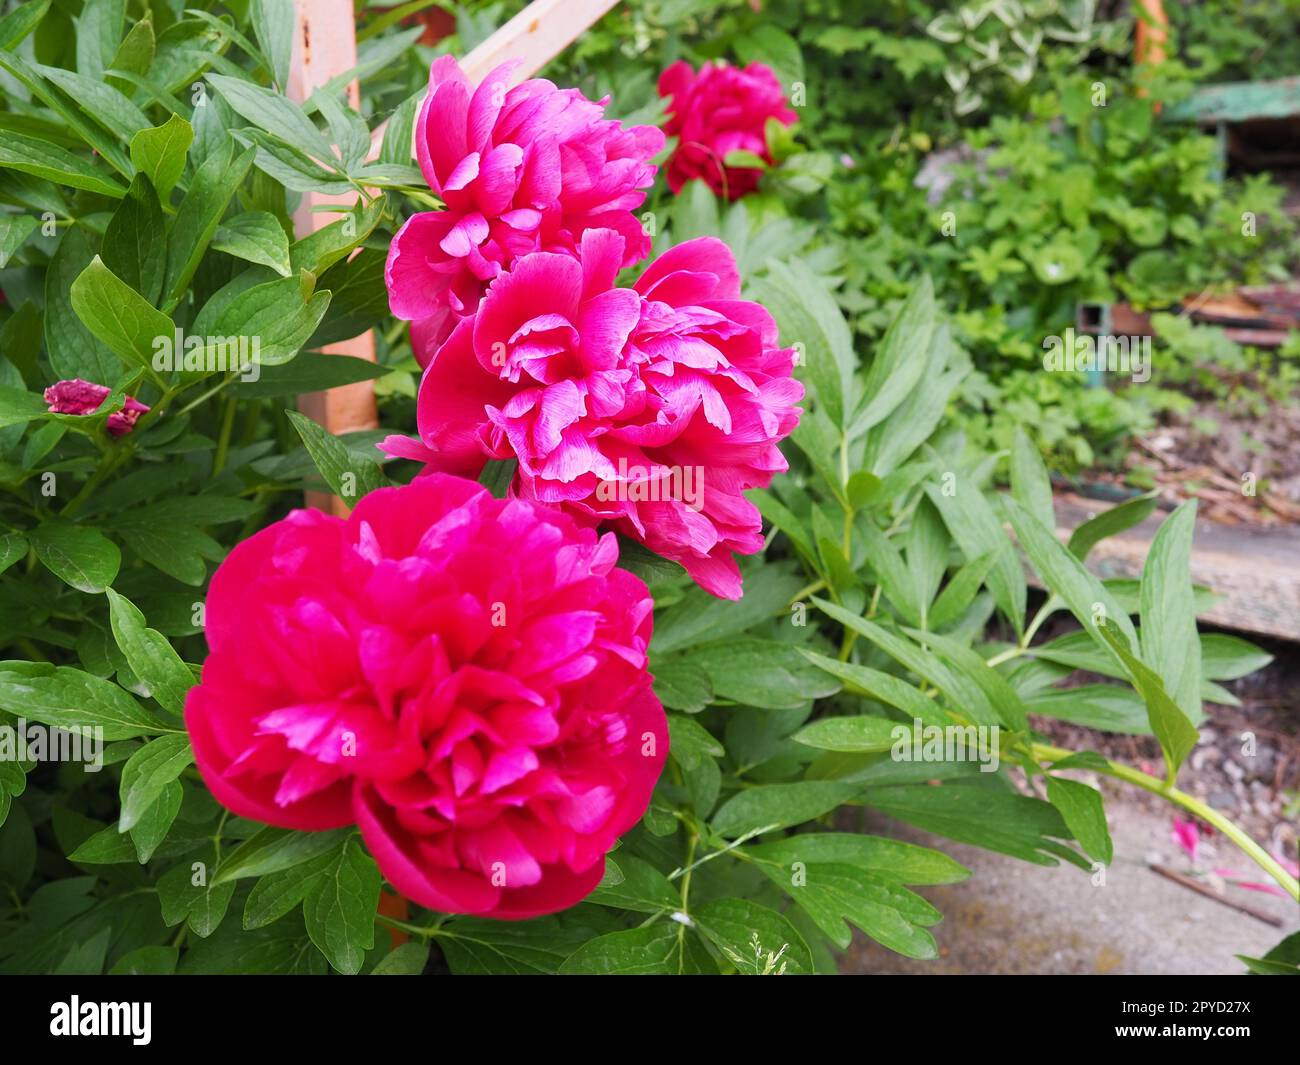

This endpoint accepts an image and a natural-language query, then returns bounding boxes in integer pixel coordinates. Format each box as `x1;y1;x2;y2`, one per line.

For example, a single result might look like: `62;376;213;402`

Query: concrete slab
840;801;1298;975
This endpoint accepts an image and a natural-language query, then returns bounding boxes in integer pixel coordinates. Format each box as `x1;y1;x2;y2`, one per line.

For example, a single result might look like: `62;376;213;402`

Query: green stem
1022;599;1054;645
678;831;698;912
174;373;235;418
60;448;130;517
675;829;699;974
865;583;881;618
210;809;230;865
376;915;443;940
838;625;857;661
987;599;1056;669
1033;743;1299;902
984;645;1024;668
786;578;826;609
15;638;48;662
212;395;237;475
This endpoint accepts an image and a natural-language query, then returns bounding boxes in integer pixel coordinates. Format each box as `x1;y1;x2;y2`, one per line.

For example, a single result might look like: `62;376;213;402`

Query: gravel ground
1035;627;1299;853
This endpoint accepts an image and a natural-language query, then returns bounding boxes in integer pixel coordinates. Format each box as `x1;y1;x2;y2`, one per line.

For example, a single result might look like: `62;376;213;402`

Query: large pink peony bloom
386;57;664;364
185;475;667;919
44;378;149;436
658;60;797;200
401;229;803;600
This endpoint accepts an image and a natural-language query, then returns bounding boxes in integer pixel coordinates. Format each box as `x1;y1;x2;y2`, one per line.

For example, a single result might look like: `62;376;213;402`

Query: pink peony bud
658;60;797;200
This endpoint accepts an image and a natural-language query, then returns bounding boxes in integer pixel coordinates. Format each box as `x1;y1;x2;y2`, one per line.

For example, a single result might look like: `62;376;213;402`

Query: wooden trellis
287;0;621;513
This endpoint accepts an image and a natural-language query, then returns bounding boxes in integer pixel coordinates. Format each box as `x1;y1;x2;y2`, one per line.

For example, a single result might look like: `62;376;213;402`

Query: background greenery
539;0;1300;473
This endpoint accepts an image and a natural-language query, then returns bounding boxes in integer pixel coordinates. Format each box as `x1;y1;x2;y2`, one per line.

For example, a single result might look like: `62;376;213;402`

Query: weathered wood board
1052;493;1300;641
365;0;623;158
1167;77;1300;125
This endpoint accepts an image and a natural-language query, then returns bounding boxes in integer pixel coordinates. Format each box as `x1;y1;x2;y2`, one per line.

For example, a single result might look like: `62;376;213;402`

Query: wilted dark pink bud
44;378;150;437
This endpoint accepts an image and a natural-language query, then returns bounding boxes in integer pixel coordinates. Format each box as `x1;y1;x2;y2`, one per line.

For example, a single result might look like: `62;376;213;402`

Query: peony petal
417;318;519;467
633;236;741;302
416;64;471;192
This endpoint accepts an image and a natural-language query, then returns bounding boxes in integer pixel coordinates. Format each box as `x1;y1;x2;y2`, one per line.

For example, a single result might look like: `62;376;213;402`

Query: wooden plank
1167;78;1300;125
459;0;620;82
289;0;377;515
366;0;622;160
1051;492;1300;641
1076;298;1297;348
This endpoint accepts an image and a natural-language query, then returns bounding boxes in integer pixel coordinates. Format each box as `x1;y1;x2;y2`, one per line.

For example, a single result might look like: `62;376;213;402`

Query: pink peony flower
397;228;802;600
386;57;664;364
658;60;797;200
44;378;149;436
185;475;668;919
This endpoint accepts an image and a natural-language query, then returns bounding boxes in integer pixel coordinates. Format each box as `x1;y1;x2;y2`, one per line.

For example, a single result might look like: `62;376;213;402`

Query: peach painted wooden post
288;0;378;515
1135;0;1169;68
1135;0;1169;109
